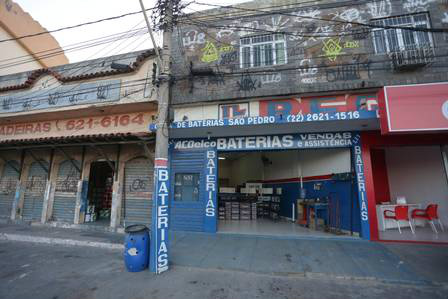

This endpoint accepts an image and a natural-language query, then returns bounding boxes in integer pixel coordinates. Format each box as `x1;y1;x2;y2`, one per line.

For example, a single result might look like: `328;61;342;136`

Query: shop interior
372;146;448;243
86;161;115;225
217;148;361;238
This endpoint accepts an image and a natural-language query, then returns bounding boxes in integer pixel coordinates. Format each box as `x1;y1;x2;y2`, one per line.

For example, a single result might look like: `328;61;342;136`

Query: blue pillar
204;149;217;233
352;133;370;240
150;158;170;273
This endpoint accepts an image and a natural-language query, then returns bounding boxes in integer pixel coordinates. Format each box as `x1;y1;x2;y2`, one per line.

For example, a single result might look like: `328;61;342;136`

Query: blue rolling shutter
0;161;20;219
121;157;153;227
23;161;48;222
170;149;206;232
52;160;80;223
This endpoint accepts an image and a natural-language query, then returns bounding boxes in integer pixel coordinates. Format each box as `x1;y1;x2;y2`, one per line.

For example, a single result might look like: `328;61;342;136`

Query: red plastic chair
384;205;414;234
411;204;445;233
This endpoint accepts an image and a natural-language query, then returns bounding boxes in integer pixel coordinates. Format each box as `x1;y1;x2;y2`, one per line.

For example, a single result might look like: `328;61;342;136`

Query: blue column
150;158;170;273
203;149;217;233
352;133;370;240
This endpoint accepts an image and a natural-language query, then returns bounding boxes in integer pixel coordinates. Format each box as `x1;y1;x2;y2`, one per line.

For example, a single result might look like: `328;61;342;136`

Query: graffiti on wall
237;72;260;92
367;0;392;18
403;0;437;13
322;39;344;62
326;61;371;82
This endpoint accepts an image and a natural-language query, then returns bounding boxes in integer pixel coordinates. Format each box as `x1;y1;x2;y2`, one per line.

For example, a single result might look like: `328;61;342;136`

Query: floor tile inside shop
379;226;448;243
217;219;357;239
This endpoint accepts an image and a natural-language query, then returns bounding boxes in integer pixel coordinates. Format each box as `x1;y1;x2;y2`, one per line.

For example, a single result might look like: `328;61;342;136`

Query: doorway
86;161;115;225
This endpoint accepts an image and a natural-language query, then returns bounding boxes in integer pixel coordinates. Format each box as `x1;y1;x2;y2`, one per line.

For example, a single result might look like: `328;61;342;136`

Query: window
371;13;433;54
174;173;200;202
240;34;287;68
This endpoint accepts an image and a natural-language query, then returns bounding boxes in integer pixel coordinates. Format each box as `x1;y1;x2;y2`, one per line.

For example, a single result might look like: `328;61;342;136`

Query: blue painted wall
265;178;361;233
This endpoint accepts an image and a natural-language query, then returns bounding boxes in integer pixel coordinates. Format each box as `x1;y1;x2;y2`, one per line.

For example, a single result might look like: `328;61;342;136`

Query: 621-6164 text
65;113;145;130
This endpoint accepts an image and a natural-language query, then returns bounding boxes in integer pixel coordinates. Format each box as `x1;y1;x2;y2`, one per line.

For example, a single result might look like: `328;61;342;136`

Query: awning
378;82;448;134
0;132;154;150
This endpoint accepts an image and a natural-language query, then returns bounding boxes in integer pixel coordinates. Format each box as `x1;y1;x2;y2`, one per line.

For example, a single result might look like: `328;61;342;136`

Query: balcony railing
389;45;435;71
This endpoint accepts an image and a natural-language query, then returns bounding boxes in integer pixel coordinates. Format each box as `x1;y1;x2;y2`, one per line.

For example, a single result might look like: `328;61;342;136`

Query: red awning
378;82;448;134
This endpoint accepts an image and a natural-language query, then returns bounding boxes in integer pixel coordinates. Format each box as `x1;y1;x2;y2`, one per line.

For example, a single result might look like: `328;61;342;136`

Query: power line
0;27;147;68
0;6;156;44
190;1;448;33
171;52;448;80
0;29;149;72
0;78;151;110
174;18;448;70
3;20;153;107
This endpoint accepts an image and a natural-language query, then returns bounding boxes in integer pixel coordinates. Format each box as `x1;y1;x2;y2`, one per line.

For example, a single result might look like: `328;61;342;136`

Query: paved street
0;240;447;299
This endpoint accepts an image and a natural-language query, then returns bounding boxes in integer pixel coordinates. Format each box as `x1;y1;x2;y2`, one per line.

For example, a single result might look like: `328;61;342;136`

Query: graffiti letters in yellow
322;39;343;62
201;41;219;63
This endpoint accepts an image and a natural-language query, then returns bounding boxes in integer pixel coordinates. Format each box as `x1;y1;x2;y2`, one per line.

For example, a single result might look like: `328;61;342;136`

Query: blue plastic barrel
124;224;149;272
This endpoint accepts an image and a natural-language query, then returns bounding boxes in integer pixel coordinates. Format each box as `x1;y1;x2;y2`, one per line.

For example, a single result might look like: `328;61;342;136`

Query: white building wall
219;149;351;187
0;27;42;76
385;146;448;225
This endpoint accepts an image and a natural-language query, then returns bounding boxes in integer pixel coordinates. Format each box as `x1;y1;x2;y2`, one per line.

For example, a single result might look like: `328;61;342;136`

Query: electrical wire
0;6;157;44
188;1;448;33
4;20;152;108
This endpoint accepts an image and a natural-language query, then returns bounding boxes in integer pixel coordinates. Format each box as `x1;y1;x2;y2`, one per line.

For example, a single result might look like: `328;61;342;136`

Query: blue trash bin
124;224;149;272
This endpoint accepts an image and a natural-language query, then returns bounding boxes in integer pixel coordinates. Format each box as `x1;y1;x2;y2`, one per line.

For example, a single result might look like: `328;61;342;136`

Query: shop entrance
373;146;448;243
217;149;361;238
86;161;114;225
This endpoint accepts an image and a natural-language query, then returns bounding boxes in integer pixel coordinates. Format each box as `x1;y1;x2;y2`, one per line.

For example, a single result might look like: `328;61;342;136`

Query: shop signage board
154;94;379;131
169;132;371;240
0;79;121;114
150;158;170;274
379;82;448;133
172;132;354;151
0;112;154;141
258;94;378;117
204;149;217;233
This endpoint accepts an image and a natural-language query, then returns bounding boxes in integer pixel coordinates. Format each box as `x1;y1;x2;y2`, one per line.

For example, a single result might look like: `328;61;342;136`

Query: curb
0;233;124;250
171;265;439;287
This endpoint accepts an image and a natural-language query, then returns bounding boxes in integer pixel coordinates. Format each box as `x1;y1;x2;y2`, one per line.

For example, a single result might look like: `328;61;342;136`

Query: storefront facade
165;0;448;249
148;92;378;240
0;50;158;231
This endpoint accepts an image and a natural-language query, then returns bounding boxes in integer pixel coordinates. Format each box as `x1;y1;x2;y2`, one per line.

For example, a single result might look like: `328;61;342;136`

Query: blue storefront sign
0;79;121;114
150;110;377;132
172;132;353;151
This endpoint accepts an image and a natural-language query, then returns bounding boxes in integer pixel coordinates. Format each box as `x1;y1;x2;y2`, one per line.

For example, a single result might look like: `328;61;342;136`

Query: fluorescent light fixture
218;157;226;160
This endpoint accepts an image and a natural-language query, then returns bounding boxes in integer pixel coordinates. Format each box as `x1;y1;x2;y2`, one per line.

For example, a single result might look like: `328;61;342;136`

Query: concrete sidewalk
0;223;123;250
170;232;448;285
1;224;447;286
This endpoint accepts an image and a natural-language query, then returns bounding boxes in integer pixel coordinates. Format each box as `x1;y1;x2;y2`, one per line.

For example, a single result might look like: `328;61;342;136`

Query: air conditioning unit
389;46;435;71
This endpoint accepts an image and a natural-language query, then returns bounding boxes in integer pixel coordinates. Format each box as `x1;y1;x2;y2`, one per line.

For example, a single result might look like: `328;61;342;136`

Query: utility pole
139;0;172;274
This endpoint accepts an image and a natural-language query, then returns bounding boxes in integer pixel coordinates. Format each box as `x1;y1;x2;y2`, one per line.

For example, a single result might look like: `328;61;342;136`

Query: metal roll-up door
121;157;153;227
22;161;48;222
52;160;80;223
0;161;20;219
170;149;206;232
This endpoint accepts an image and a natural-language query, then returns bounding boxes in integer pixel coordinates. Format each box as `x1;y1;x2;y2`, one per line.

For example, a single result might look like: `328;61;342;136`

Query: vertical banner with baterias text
351;133;370;240
203;149;217;233
150;158;169;273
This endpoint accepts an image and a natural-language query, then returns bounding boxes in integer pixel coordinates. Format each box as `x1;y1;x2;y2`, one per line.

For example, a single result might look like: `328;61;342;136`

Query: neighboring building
0;0;69;76
0;49;158;232
161;0;448;244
